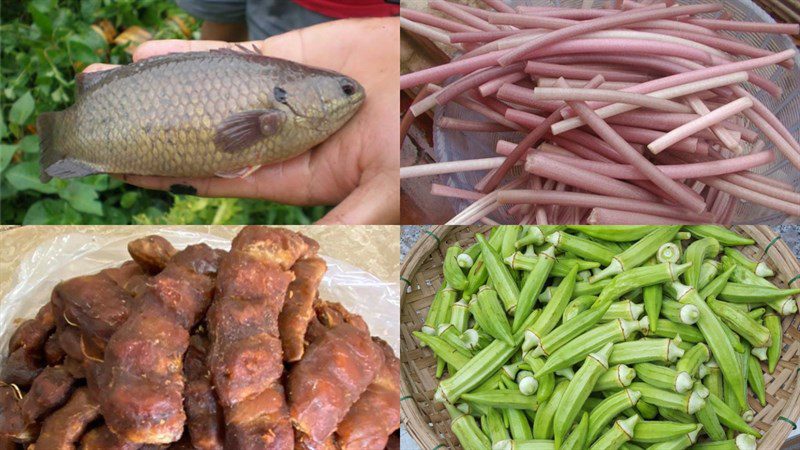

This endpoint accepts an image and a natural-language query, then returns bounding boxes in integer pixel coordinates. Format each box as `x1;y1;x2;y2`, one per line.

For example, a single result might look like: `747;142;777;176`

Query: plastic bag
0;229;400;362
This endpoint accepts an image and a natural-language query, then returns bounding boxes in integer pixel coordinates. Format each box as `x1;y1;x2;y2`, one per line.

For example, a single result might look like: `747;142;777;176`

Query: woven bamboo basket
401;225;800;450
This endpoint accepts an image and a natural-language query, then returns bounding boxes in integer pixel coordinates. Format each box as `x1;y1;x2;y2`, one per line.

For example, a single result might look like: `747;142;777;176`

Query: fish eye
339;79;356;96
274;86;288;104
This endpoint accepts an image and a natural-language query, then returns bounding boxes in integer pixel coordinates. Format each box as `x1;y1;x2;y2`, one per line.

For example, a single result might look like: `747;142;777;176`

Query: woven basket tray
401;226;800;450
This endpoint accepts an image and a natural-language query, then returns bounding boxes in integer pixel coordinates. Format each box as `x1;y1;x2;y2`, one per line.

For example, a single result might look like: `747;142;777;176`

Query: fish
37;46;365;182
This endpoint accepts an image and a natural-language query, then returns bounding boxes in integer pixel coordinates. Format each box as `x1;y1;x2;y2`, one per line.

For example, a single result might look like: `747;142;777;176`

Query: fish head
270;69;365;134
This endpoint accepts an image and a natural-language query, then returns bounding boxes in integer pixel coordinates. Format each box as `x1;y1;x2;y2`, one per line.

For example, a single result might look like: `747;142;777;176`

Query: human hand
85;17;399;224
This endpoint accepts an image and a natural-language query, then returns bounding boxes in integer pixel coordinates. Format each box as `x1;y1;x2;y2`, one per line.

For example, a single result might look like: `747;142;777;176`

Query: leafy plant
0;0;328;224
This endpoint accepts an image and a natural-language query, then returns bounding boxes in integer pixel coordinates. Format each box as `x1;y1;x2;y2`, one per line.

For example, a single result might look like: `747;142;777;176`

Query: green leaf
59;180;103;215
0;108;8;139
0;145;18;172
120;191;140;208
18;135;40;154
23;199;83;224
9;92;35;126
28;0;56;36
4;161;57;193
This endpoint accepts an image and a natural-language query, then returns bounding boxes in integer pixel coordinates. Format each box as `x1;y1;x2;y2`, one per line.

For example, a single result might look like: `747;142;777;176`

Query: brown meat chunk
62;357;85;380
92;244;221;444
20;366;76;424
32;388;99;450
127;235;176;275
44;334;65;365
315;300;369;334
1;348;43;387
335;339;400;450
80;425;141;450
0;385;36;443
385;432;399;450
8;303;55;354
280;256;326;362
0;436;17;450
55;320;83;363
288;323;385;443
102;261;150;298
294;430;339;450
183;336;223;450
207;227;314;450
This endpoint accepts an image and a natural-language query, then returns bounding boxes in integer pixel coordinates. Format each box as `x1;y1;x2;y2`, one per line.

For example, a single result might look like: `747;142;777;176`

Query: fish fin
215;165;262;179
38;112;98;182
214;109;286;154
211;46;273;64
75;67;118;97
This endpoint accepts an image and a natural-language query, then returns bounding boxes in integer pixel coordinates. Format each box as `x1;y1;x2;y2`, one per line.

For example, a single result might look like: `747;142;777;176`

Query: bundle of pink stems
399;0;800;225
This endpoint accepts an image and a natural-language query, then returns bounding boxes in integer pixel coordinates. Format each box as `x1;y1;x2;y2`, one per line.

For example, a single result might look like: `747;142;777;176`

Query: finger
316;172;399;225
132;39;251;61
83;63;118;73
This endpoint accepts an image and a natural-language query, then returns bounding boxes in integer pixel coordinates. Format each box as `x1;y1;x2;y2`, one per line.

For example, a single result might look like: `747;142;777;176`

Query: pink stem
701;177;799;216
429;0;500;32
431;184;485;201
479;72;527;96
587;208;702;224
683;18;800;34
400;8;479;33
438;117;513;132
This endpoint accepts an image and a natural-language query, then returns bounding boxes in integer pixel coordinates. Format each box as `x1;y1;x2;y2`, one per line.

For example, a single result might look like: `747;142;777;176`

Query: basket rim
401;225;800;449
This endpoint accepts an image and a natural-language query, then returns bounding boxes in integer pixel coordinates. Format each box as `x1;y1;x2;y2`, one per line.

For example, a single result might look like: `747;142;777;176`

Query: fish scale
38;49;365;181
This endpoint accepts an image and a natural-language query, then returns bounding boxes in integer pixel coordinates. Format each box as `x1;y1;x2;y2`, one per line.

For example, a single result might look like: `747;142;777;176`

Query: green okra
682;226;754;246
522;263;576;343
697;259;720;291
475;286;515;346
526;298;609;355
513;247;557;332
484;407;510;444
444;245;468;291
507;408;533;441
603;300;645;321
589;414;640;450
620;444;645;450
706;297;772;348
422;284;456;335
644;424;702;450
683;237;721;288
437;339;518;403
747;308;765;321
516;225;545;248
675;343;710;378
461;328;491;352
696;400;726;442
587;389;642;442
476;233;520;314
644;282;663;333
446;402;492;450
670;282;746;409
718;282;800;303
661;300;700;325
648;319;705;343
546;231;617;266
723;247;774;277
538;278;612;302
609;338;685;365
562;295;597;322
523;353;554;404
533;380;569;440
746;354;766;407
631;421;700;444
413;331;470;370
492;439;556;450
594;263;692;309
437;324;473;357
450;299;470;333
764;312;782;373
657;242;682;264
628;382;706;415
689;434;757;450
516;370;538;396
656;406;694;424
703;361;723;398
706;394;762;438
634;400;659;420
634;363;693;393
698;266;735;300
590;226;681;283
502;225;522;259
566;225;658;242
553;343;613;448
506;252;600;277
725;263;798;315
461;389;538;410
536;318;645;376
458;242;481;269
594;364;637;391
561;411;589;450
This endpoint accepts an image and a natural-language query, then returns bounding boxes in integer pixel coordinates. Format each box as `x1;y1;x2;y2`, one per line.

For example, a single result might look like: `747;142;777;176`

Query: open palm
86;18;399;224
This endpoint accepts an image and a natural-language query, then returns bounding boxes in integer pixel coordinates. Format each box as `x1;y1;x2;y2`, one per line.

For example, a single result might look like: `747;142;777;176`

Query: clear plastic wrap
0;228;400;361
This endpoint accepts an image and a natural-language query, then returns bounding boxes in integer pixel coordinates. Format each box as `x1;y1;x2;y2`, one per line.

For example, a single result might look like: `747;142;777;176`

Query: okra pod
553;343;613;447
703;361;723;398
422;284;456;335
723;247;774;277
461;389;538;411
697;259;720;291
462;328;491;352
747;308;765;321
634;363;693;393
537;318;645;376
476;233;520;313
644;283;663;333
533;380;568;440
594;364;637;391
492;440;556;450
446;402;492;450
450;299;470;334
689;434;757;450
561;412;589;450
764;312;782;373
591;226;681;282
516;370;538;396
698;266;735;300
670;282;746;409
502;225;522;259
484;407;510;444
718;282;800;304
413;331;471;370
506;252;600;277
562;295;597;322
706;394;762;438
745;354;766;407
546;231;617;266
683;237;721;288
437;324;473;357
751;346;768;361
657;406;694;424
507;408;533;441
566;225;657;242
658;242;682;264
514;247;557;332
437;339;518;403
458;242;481;269
706;297;772;348
675;343;710;378
523;353;554;404
631;421;700;444
523;263;576;344
724;260;797;316
444;245;469;291
603;300;645;321
683;226;754;247
475;286;515;346
643;425;701;450
648;319;705;343
527;299;609;355
628;382;705;415
589;414;640;450
661;300;700;325
609;338;685;365
587;388;642;443
516;225;545;248
695;401;727;442
594;263;692;309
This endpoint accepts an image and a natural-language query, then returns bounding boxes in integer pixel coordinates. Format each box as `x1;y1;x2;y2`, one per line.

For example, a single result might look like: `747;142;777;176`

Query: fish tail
38;111;97;182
